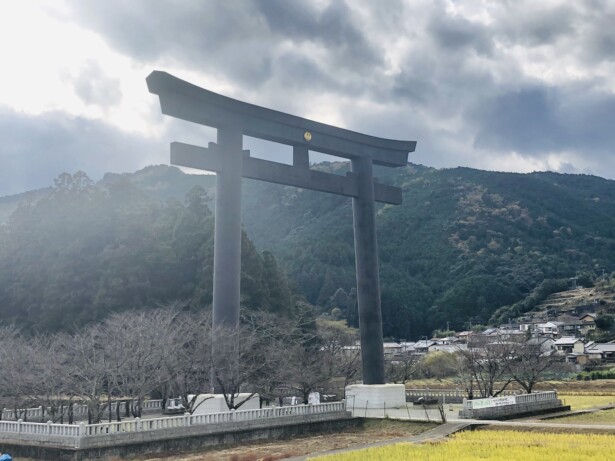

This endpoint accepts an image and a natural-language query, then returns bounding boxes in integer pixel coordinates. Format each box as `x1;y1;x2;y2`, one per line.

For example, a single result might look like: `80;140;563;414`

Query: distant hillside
0;187;51;223
241;164;615;339
2;164;614;338
0;170;290;332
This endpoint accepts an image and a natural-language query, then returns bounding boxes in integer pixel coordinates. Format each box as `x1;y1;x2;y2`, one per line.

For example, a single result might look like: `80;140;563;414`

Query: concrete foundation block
345;384;406;413
191;394;260;415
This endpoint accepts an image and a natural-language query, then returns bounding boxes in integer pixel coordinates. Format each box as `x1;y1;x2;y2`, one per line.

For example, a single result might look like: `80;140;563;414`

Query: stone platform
345;384;406;414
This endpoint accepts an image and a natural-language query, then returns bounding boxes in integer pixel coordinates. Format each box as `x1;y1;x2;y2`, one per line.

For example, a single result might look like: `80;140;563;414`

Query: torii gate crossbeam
147;71;416;385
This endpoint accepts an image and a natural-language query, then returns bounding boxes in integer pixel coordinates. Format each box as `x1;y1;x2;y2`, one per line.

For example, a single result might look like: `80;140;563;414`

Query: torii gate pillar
352;156;385;384
212;126;243;329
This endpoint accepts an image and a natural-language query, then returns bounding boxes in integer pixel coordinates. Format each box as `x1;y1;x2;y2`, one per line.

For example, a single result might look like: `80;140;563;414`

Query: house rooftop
586;343;615;353
554;337;583;345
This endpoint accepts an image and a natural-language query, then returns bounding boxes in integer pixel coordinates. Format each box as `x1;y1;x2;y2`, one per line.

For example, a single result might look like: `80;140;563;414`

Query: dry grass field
308;430;615;461
558;393;615;409
551;408;615;424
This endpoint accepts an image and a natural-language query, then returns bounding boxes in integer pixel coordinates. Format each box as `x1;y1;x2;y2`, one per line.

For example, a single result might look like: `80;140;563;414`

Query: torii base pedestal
345;384;406;416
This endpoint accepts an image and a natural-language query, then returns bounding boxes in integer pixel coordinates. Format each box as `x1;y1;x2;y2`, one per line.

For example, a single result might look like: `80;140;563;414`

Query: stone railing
463;391;557;410
406;388;518;404
1;398;178;422
0;418;82;437
0;402;346;440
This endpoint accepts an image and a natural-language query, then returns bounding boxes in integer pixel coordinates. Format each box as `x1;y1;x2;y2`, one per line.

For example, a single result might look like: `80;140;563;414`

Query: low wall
0;403;351;460
1;399;171;423
406;389;518;404
459;391;567;420
0;411;357;461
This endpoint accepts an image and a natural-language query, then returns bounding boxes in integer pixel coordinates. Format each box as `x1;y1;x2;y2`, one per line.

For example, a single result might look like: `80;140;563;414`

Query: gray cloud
0;106;163;196
255;0;383;71
494;3;576;47
470;84;615;157
428;12;493;55
6;0;612;192
67;0;381;88
72;61;122;107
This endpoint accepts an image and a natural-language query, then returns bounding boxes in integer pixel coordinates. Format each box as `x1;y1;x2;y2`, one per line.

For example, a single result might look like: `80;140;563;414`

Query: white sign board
470;395;515;410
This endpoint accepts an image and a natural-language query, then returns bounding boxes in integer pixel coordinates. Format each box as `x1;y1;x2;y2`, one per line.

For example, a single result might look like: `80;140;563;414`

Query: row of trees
0;307;361;424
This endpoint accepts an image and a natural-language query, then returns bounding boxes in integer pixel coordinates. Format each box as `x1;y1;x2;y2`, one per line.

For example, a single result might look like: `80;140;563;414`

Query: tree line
386;334;568;398
0;307;361;424
0;172;292;332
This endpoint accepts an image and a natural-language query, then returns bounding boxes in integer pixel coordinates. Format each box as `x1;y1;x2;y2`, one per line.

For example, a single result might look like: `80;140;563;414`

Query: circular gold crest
303;131;312;142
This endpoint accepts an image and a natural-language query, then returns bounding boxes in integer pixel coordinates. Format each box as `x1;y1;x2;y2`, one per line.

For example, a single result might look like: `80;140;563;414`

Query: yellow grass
309;430;615;460
559;394;615;410
553;408;615;424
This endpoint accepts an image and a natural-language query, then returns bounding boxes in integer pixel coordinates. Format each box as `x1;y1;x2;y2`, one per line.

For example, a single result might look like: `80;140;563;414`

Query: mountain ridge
2;163;614;338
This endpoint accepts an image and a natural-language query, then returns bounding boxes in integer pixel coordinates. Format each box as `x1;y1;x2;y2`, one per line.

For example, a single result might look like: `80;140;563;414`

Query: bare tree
284;344;329;404
163;310;213;413
509;339;562;393
66;324;110;424
317;319;361;389
386;353;421;384
103;308;180;418
456;334;519;398
0;327;41;421
29;334;75;423
209;321;276;410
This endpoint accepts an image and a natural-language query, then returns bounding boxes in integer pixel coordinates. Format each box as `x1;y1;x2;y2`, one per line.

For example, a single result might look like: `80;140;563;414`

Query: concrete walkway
285;422;471;461
447;417;615;432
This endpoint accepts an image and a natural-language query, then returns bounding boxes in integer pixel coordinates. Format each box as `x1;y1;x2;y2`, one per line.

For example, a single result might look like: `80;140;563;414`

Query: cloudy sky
1;0;615;196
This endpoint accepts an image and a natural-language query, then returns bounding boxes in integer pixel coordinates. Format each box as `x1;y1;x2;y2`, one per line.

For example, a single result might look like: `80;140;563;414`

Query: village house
555;315;586;337
579;313;597;336
585;343;615;363
414;339;436;354
526;336;556;353
553;337;585;355
534;322;560;337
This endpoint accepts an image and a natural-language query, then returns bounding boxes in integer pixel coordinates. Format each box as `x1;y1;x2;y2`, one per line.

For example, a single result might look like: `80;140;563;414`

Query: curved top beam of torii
146;71;416;168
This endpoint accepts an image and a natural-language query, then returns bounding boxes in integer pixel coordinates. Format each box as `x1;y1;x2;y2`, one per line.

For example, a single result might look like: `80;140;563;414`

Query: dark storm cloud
0;106;163;196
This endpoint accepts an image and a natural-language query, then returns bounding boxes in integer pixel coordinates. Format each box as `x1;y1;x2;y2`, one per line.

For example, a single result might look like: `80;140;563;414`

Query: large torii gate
147;71;416;385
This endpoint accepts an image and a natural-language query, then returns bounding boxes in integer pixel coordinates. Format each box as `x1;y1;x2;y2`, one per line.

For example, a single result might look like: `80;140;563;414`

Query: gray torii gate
147;71;416;385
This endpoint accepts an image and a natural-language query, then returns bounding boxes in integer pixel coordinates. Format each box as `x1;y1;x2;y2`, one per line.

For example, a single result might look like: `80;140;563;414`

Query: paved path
447;417;615;432
284;422;471;461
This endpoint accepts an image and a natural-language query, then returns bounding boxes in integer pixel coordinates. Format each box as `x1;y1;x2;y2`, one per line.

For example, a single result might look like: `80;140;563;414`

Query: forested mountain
2;163;614;338
242;164;615;339
0;171;291;332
